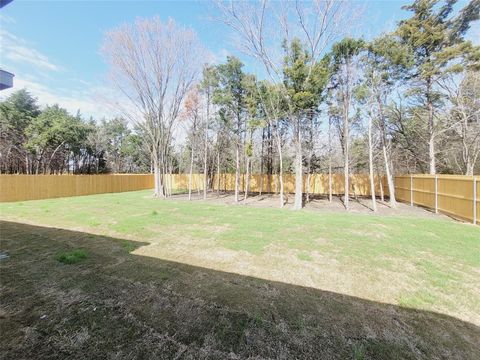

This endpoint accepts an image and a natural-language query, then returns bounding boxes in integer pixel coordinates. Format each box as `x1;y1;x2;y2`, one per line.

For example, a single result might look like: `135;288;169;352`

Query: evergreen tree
329;38;365;209
282;38;330;209
396;0;480;174
213;56;246;202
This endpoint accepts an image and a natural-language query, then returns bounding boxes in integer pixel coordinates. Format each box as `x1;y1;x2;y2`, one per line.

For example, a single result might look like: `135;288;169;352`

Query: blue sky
0;0;477;119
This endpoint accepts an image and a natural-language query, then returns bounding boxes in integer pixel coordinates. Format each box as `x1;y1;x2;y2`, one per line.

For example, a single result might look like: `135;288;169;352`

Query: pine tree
396;0;480;174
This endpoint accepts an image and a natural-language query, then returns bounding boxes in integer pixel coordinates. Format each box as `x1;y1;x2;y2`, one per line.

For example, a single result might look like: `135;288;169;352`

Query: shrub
56;249;88;264
121;241;136;253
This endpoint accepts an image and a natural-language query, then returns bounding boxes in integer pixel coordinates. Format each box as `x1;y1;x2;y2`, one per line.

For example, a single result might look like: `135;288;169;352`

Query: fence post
410;175;413;206
474;177;477;225
434;175;438;214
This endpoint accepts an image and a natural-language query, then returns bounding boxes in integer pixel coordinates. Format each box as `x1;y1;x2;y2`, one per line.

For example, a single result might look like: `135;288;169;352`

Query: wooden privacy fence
395;174;479;224
0;174;153;202
1;173;385;203
207;173;388;197
2;173;478;224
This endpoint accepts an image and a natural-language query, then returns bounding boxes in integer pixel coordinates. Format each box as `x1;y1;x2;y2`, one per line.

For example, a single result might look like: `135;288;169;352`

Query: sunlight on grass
1;190;479;325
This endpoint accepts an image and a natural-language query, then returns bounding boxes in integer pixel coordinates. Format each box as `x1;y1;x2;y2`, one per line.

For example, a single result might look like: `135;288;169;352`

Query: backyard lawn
0;190;479;359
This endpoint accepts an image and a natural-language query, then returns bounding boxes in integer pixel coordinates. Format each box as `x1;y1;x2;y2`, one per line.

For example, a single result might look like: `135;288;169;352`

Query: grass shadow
1;220;478;359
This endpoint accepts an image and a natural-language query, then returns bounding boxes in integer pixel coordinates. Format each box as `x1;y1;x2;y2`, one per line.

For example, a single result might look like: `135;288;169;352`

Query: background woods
0;89;150;174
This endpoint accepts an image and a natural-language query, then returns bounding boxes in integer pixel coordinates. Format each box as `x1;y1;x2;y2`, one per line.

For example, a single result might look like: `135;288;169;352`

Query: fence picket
1;173;385;203
1;173;478;225
395;174;479;225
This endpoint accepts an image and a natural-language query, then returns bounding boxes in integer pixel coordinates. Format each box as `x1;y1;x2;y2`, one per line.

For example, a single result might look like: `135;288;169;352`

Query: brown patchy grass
1;220;479;359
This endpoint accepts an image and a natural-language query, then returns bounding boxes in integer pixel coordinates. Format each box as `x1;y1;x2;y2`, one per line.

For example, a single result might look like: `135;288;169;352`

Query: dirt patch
172;191;453;220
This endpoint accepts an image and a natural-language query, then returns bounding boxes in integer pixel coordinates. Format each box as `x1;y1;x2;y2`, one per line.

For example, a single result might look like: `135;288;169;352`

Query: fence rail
0;174;153;202
395;174;479;224
176;173;388;197
1;173;385;203
1;174;478;224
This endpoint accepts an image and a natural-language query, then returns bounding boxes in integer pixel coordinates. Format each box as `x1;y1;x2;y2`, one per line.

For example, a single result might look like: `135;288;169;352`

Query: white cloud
0;30;60;72
208;48;232;65
6;45;60;72
0;30;115;119
0;13;16;24
1;76;116;120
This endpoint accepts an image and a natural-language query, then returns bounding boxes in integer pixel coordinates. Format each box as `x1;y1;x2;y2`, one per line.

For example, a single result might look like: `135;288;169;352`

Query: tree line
0;90;150;174
2;0;479;210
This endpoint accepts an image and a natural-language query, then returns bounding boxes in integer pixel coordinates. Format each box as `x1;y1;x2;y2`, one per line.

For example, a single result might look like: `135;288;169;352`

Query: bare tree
203;94;210;199
362;35;405;207
328;113;333;202
244;128;253;202
200;65;217;199
330;37;366;210
256;82;286;207
181;87;202;200
102;17;202;197
442;71;480;175
367;102;377;212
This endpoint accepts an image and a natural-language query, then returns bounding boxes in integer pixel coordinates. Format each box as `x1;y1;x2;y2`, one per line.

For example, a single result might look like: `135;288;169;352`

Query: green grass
1;190;479;359
55;249;88;264
1;191;479;318
297;251;313;261
1;191;479;268
120;240;137;253
352;343;366;360
1;190;478;264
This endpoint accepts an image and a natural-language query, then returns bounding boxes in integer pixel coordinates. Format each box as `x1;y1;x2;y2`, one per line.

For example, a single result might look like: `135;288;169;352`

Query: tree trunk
161;151;167;198
223;170;227;192
382;143;396;207
259;127;265;196
188;146;194;200
465;160;474;176
46;142;65;175
203;102;209;200
168;162;173;197
328;117;333;203
375;95;396;207
244;156;250;203
427;80;436;175
305;137;312;204
306;171;311;203
377;169;385;202
343;115;349;210
153;143;166;199
368;117;377;212
35;150;43;175
343;63;350;210
153;155;161;198
267;124;273;194
306;114;315;204
428;127;436;175
235;141;240;203
273;124;284;208
217;150;220;197
293;120;303;210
